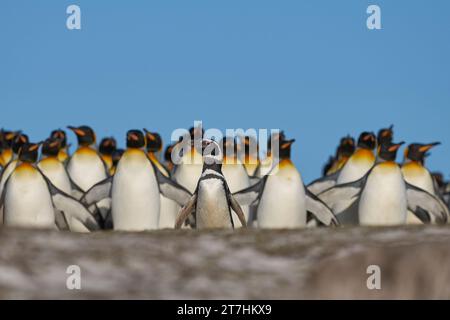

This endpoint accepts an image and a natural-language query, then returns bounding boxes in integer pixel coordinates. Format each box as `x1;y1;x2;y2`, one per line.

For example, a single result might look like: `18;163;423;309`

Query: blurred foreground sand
0;226;449;299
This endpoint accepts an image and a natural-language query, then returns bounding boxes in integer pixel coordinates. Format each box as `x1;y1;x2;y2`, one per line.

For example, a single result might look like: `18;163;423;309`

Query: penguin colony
0;125;449;232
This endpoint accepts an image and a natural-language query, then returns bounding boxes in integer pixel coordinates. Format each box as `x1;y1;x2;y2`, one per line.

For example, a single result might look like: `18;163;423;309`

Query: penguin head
378;141;405;162
112;148;125;167
144;129;162;153
405;142;441;163
68;126;96;147
99;137;117;156
337;135;355;157
357;132;376;150
279;138;296;160
164;144;174;164
126;130;146;149
50;129;68;148
1;130;20;148
18;142;41;163
377;125;394;146
12;133;30;154
42;138;62;157
267;131;285;154
202;139;223;168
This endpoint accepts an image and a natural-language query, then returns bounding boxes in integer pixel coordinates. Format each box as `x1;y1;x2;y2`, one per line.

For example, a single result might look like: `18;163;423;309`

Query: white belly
337;159;373;184
257;168;307;228
4;168;55;228
67;152;107;192
158;195;179;229
112;152;160;231
222;162;250;227
359;165;407;226
196;178;232;229
38;161;72;194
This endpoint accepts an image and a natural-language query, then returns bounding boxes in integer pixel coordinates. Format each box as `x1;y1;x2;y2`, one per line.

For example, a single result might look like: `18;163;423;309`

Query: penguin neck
0;148;13;167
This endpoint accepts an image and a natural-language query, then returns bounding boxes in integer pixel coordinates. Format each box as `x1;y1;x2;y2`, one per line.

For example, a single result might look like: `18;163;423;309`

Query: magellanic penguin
81;130;192;231
99;137;117;175
144;129;179;229
318;141;449;226
307;135;355;195
67;126;109;192
401;142;445;224
220;137;251;227
233;136;339;229
175;139;247;229
50;129;70;164
0;142;99;232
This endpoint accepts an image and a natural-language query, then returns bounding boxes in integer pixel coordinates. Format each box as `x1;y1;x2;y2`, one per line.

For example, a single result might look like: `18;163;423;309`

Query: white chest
359;165;407;226
67;151;107;191
4;169;55;228
112;152;160;231
258;167;306;228
196;178;232;229
38;160;72;194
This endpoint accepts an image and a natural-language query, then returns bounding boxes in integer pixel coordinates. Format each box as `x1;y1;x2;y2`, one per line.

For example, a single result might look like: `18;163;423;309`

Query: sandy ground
0;225;450;299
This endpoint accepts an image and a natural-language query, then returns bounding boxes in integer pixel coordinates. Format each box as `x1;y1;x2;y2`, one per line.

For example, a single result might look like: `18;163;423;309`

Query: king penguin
1;142;99;231
318;141;449;225
175;139;247;229
67;126;109;192
99;137;117;175
50;129;70;164
81;130;192;231
143;129;180;229
233;136;339;228
0;130;21;168
401;142;443;224
220;137;251;227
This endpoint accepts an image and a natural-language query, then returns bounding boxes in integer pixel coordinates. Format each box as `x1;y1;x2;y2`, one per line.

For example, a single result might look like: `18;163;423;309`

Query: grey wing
317;176;365;215
305;188;339;226
233;176;267;207
51;192;100;231
307;171;340;195
155;164;192;207
81;176;113;206
406;183;449;224
65;168;85;200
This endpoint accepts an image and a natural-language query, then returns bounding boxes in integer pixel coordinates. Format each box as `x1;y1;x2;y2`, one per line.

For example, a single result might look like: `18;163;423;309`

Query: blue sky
1;0;449;182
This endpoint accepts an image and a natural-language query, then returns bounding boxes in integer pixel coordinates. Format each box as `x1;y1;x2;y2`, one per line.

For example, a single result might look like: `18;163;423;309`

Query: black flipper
307;170;340;195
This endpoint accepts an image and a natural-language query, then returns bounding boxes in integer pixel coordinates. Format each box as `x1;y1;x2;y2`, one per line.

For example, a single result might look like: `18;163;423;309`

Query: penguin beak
388;142;405;152
419;142;441;153
281;139;295;149
67;126;85;137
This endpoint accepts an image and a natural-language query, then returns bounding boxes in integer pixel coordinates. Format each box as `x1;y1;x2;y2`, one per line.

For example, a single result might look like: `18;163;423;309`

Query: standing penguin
144;129;179;229
401;142;443;224
318;142;449;225
175;140;247;229
220;137;251;227
1;143;99;231
81;130;192;231
233;136;339;228
67;126;109;192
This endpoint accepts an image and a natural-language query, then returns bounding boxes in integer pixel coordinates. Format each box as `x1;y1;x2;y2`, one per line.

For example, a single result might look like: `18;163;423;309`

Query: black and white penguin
175;139;247;229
